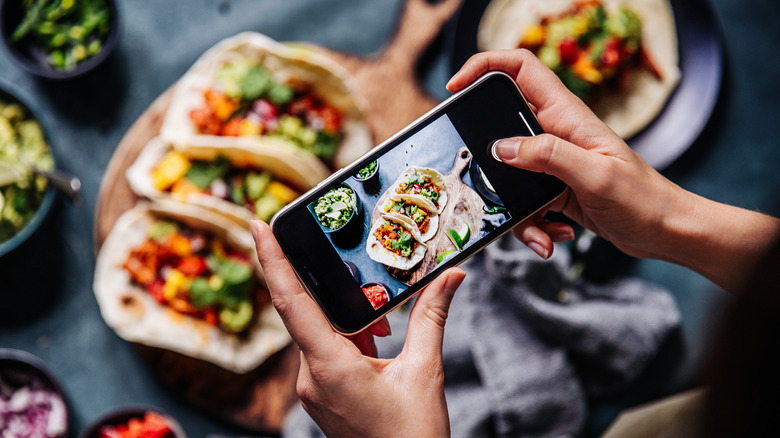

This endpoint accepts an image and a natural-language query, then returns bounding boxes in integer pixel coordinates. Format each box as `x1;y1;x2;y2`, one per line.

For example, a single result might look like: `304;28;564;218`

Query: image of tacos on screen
381;194;439;242
127;137;308;227
478;0;680;139
391;166;448;213
367;213;427;270
93;201;290;374
161;32;372;180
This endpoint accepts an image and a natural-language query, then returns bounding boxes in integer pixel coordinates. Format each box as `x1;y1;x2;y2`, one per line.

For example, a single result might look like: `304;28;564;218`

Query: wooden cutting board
372;146;490;286
93;0;462;433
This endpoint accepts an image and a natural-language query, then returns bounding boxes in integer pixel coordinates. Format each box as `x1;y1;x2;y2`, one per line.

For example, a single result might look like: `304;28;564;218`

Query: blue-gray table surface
1;1;779;436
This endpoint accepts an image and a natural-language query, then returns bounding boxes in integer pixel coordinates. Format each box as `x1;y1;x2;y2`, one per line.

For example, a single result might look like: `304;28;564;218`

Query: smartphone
271;71;566;334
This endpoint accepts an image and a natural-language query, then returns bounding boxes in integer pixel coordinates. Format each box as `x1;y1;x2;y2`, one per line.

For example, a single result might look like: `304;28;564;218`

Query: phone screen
307;113;513;310
273;73;565;333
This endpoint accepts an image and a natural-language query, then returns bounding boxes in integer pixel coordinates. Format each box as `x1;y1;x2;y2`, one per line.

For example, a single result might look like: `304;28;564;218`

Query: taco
93;200;290;374
390;166;448;213
478;0;680;139
160;32;372;181
381;194;439;242
366;213;427;270
127;136;309;227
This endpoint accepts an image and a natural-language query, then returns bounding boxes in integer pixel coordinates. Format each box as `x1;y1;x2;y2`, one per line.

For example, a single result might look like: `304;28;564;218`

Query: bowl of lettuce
0;81;56;257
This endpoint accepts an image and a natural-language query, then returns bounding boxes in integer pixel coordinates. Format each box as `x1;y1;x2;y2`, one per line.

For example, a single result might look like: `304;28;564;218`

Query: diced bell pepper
151;151;191;191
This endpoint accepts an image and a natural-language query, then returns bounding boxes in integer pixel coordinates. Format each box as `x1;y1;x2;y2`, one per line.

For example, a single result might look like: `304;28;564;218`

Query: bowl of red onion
0;349;69;438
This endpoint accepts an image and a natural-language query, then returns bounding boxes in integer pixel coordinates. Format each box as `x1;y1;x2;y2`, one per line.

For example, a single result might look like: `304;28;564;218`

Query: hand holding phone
251;219;463;438
271;70;566;334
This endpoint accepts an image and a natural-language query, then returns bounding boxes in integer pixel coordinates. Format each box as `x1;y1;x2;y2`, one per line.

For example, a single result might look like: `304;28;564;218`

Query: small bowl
78;405;187;438
360;281;391;310
352;160;379;182
0;0;120;79
314;183;362;234
0;348;70;438
343;260;362;284
0;80;57;257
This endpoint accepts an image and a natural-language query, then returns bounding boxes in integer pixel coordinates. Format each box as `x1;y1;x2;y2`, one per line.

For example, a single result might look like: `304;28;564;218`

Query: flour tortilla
382;194;439;242
160;31;372;181
366;214;427;270
389;166;448;213
478;0;680;139
126;136;313;228
93;200;291;374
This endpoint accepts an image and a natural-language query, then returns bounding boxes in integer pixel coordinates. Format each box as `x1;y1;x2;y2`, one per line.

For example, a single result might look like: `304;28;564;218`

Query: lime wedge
436;249;457;264
0;162;23;187
445;223;470;251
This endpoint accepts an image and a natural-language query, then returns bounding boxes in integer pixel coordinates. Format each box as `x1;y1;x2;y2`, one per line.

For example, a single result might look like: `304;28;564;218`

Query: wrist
658;190;780;292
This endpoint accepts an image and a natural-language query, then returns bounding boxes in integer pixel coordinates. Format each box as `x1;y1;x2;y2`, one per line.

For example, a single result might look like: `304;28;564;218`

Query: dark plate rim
445;0;724;170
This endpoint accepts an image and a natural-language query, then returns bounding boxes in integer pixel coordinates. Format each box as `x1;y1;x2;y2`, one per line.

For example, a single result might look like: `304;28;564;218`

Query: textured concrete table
1;1;779;436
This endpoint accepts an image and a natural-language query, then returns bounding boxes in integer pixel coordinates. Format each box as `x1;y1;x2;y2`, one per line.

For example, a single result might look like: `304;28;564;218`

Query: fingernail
551;229;575;242
443;270;466;293
493;139;521;161
528;241;550;260
250;219;261;242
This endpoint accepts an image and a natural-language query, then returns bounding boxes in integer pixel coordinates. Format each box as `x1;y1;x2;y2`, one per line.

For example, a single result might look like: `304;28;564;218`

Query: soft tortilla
478;0;680;139
366;213;427;270
382;194;440;242
93;200;291;374
126;136;313;228
389;166;448;213
160;32;372;180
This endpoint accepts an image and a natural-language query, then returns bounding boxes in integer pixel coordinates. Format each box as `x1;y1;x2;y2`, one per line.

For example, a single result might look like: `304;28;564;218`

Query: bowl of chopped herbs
0;0;119;79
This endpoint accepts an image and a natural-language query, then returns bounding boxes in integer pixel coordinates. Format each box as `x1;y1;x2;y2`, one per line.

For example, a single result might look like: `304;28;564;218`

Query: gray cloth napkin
283;235;681;438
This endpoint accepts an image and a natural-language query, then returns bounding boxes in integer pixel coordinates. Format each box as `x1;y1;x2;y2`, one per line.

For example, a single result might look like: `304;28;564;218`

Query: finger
348;331;378;358
493;134;612;193
402;268;466;361
367;317;392;337
511;220;574;260
251;220;341;357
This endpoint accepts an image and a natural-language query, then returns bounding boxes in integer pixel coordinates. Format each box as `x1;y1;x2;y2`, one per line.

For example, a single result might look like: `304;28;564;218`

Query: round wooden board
92;0;461;432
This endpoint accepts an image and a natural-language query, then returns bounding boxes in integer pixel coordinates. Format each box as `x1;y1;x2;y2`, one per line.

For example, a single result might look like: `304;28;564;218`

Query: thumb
402;268;466;361
493;134;605;192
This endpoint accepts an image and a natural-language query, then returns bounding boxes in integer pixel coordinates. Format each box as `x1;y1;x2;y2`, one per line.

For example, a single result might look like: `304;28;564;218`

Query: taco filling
384;198;432;235
518;0;661;103
395;174;441;208
150;152;299;222
189;60;344;163
372;220;421;259
121;219;268;334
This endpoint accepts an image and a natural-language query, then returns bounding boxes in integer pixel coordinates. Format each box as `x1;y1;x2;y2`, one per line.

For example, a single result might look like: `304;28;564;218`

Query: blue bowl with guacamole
0;80;57;257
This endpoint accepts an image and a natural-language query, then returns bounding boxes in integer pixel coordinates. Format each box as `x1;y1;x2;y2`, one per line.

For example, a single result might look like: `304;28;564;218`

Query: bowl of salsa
361;282;390;310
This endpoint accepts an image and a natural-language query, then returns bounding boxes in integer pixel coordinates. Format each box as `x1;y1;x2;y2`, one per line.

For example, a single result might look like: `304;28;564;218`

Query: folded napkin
284;235;680;438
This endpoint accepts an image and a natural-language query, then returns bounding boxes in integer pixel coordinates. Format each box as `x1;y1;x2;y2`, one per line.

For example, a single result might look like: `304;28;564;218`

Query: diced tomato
177;256;207;277
558;38;579;65
601;38;621;68
204;309;218;326
189;108;221;135
220;117;242;137
319;106;341;133
147;280;166;304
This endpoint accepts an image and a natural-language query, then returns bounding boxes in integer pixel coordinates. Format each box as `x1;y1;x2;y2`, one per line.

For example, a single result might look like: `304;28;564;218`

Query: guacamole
0;100;53;244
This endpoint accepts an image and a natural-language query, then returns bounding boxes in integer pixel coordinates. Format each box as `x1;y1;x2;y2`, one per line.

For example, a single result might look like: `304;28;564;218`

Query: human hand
251;220;465;437
447;49;694;262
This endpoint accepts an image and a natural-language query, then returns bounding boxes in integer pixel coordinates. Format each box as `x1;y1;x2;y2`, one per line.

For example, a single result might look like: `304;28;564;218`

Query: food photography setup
1;0;779;437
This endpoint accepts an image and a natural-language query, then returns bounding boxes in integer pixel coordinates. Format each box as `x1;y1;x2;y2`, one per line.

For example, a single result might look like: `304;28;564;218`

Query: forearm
659;191;780;293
